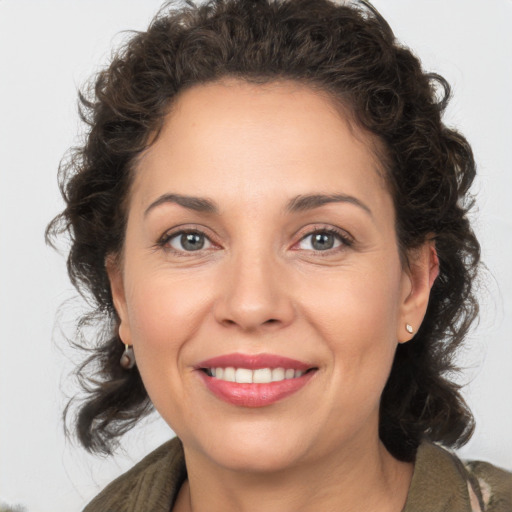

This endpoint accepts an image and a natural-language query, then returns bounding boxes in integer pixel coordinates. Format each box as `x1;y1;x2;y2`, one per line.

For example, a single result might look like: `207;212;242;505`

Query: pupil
181;233;204;251
312;233;334;250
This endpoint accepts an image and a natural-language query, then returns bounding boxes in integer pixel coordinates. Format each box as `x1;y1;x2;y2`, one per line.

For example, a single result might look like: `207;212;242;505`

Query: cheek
122;270;214;424
304;263;401;334
299;263;403;383
124;270;208;363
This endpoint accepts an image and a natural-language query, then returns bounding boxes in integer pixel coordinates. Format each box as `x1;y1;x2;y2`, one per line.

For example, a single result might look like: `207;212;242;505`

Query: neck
174;436;413;512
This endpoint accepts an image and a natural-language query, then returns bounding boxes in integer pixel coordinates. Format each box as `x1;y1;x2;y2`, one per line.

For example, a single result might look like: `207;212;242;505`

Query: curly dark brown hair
47;0;480;461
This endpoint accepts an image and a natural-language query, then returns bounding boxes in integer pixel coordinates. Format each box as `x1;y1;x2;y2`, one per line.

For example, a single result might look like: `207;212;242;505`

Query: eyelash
156;227;216;256
156;226;354;256
294;227;354;254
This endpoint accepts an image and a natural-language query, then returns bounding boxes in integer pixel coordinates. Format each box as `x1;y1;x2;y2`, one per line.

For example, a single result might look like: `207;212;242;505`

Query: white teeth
253;368;272;383
235;368;253;383
285;369;295;379
271;367;285;382
207;367;307;383
223;367;236;382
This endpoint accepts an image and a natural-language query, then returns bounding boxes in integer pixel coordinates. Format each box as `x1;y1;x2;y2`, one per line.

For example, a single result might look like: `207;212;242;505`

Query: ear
106;254;132;346
397;241;439;343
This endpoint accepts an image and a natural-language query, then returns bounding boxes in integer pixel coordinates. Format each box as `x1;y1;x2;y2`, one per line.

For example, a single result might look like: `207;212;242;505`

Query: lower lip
198;370;316;407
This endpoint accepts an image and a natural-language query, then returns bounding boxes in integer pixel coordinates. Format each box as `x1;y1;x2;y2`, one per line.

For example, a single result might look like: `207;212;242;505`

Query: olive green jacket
83;437;512;512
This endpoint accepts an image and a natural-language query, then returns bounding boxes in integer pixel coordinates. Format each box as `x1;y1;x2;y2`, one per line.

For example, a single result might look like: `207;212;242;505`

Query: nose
213;249;295;332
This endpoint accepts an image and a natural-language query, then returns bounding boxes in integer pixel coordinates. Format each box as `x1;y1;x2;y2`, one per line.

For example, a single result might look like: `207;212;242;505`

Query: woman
47;0;511;510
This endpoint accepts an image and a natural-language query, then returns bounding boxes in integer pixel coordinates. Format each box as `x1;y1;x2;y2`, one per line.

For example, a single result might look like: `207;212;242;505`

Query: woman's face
110;80;431;472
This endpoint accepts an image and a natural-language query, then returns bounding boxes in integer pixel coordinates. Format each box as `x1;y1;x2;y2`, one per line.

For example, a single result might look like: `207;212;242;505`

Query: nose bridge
214;236;294;331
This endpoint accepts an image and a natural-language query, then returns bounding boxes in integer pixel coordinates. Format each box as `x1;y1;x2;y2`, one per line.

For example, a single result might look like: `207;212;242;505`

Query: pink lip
196;353;312;371
195;353;317;408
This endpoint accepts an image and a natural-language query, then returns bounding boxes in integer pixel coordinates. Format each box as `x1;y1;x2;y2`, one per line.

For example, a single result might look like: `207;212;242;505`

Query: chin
211;442;307;474
183;418;315;474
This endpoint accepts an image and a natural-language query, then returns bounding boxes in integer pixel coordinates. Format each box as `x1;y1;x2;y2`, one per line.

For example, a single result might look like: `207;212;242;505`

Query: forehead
131;79;391;216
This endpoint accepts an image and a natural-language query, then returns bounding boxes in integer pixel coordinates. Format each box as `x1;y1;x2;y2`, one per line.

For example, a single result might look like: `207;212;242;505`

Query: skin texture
108;80;438;512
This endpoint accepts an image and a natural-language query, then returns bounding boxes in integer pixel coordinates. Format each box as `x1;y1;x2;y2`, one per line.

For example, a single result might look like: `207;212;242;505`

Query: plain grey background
1;1;511;510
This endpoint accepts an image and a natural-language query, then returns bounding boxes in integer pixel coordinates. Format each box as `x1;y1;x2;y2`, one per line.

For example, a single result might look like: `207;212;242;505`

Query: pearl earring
406;323;414;334
120;344;136;369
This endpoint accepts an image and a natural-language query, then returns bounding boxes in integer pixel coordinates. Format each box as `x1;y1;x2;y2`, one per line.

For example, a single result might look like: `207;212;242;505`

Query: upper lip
196;353;314;371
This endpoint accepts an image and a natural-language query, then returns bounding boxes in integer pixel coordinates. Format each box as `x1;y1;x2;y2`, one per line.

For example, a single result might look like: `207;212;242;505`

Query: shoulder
404;441;512;512
464;458;512;512
82;437;186;512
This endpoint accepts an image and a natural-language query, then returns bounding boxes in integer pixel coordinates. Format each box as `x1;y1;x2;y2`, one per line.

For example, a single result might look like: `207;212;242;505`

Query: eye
296;228;351;252
164;230;213;252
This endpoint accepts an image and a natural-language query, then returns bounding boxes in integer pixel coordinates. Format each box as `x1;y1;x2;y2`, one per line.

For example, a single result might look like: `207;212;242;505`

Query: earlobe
106;255;132;345
398;242;439;344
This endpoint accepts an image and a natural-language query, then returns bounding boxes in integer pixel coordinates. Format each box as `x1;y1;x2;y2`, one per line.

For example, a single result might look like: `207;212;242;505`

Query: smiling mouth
195;353;318;406
201;367;315;384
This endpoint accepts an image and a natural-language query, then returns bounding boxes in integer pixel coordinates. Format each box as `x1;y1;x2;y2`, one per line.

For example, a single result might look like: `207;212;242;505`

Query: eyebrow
144;192;372;217
286;194;373;216
144;193;218;216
